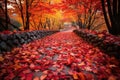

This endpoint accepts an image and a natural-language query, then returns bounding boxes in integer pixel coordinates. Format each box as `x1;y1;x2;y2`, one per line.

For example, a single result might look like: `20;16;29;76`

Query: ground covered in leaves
0;32;120;80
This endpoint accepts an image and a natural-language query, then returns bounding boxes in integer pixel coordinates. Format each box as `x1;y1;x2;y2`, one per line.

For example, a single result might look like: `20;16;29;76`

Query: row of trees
61;0;104;30
0;0;120;35
0;0;63;31
63;0;120;35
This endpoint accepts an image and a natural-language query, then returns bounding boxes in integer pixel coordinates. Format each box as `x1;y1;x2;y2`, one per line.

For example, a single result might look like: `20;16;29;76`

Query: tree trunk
101;0;112;33
118;0;120;34
24;0;29;30
19;0;25;28
15;0;25;29
5;0;8;30
101;0;120;35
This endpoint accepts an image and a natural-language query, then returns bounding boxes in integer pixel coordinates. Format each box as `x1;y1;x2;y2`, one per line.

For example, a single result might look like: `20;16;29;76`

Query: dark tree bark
15;0;25;28
77;14;82;28
24;0;29;30
101;0;120;35
101;0;111;31
5;0;8;30
15;0;35;30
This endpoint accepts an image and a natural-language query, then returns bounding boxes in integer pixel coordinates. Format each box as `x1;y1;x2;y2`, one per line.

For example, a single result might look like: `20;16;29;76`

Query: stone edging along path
0;30;59;53
73;29;120;59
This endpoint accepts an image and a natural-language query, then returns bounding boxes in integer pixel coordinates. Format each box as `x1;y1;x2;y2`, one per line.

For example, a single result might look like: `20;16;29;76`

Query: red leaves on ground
0;32;120;79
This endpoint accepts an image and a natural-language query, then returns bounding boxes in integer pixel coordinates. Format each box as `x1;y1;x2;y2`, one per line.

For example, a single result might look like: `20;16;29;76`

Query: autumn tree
10;0;58;30
29;1;52;30
0;0;21;31
29;1;63;30
101;0;120;35
81;0;103;30
63;0;105;30
10;0;40;30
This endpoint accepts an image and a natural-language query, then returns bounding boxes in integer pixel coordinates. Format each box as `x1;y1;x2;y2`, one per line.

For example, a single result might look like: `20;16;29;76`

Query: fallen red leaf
26;73;33;80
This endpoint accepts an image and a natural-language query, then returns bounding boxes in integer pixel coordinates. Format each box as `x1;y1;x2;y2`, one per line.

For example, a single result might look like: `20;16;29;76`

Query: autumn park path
0;31;120;80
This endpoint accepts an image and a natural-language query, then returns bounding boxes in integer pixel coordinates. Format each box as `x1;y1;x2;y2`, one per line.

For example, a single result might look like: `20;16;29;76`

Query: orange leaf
40;74;47;80
108;75;117;80
14;64;21;70
72;73;78;79
33;77;39;80
78;72;85;80
43;70;48;74
78;62;85;66
0;56;4;61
